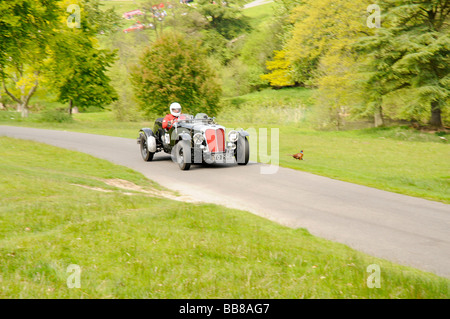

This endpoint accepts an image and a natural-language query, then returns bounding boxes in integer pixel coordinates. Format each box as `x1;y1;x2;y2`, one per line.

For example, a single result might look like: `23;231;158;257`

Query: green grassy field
0;137;448;298
100;0;147;15
243;1;277;26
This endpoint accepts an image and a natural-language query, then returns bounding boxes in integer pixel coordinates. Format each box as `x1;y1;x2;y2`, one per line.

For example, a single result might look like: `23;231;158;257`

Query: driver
162;102;182;130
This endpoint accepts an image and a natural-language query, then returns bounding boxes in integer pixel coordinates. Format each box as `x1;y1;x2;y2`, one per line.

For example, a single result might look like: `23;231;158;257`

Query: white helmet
170;102;182;117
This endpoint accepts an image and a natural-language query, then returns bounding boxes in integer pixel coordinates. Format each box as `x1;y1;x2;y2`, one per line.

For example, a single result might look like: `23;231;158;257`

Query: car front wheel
174;140;191;171
235;136;249;165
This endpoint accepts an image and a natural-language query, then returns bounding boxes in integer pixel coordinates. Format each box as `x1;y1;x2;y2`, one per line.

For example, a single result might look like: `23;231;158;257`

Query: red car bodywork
205;128;225;153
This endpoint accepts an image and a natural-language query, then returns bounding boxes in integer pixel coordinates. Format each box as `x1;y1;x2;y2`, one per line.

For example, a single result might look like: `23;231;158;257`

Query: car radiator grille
205;128;225;153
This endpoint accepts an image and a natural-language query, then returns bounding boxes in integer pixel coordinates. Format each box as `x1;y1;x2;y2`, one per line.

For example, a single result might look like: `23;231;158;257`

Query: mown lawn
0;137;448;298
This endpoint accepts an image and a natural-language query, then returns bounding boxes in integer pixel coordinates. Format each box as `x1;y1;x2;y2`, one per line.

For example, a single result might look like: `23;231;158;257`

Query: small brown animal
290;150;304;160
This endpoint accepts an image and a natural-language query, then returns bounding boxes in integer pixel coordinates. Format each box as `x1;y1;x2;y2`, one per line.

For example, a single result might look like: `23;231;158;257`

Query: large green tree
263;0;374;128
263;0;372;86
46;0;120;113
50;37;118;114
0;0;60;117
130;32;222;117
356;0;450;128
195;0;250;40
0;0;119;117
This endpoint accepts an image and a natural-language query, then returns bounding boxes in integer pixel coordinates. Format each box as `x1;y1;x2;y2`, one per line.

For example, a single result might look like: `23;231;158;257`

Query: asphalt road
1;126;449;278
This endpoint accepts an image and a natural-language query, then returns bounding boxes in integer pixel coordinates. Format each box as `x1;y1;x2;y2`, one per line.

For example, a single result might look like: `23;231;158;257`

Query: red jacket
162;114;178;130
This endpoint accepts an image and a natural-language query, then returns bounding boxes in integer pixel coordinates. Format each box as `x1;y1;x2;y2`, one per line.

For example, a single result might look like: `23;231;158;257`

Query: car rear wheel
235;136;249;165
174;140;191;171
140;133;154;162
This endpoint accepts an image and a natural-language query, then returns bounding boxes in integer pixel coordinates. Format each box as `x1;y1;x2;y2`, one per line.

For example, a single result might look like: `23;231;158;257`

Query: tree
263;0;373;87
130;32;222;117
269;0;377;127
52;41;118;114
195;0;250;40
356;0;450;128
0;0;120;117
287;0;373;80
353;29;408;127
313;51;363;130
220;19;283;95
260;50;295;87
83;0;121;35
0;0;60;117
46;1;120;114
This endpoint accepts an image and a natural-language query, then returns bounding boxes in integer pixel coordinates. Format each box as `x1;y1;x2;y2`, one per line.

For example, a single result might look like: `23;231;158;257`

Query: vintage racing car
137;113;250;170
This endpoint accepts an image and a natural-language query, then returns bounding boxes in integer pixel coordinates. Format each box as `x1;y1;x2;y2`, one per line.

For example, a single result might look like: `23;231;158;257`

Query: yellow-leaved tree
260;50;295;87
263;0;375;128
290;0;374;128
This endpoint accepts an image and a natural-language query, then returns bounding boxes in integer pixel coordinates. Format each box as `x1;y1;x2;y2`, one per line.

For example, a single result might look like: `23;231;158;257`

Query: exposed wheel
140;133;154;162
235;136;249;165
174;140;191;171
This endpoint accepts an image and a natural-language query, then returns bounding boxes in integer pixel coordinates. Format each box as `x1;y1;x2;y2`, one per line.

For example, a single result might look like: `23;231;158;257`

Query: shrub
130;32;222;117
39;109;74;123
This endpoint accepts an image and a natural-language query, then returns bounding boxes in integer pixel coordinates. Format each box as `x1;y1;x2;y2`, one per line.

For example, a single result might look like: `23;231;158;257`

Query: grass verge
0;137;449;298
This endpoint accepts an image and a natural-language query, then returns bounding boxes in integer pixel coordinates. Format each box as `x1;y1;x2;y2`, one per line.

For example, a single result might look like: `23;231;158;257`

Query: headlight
228;130;239;142
193;133;204;145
